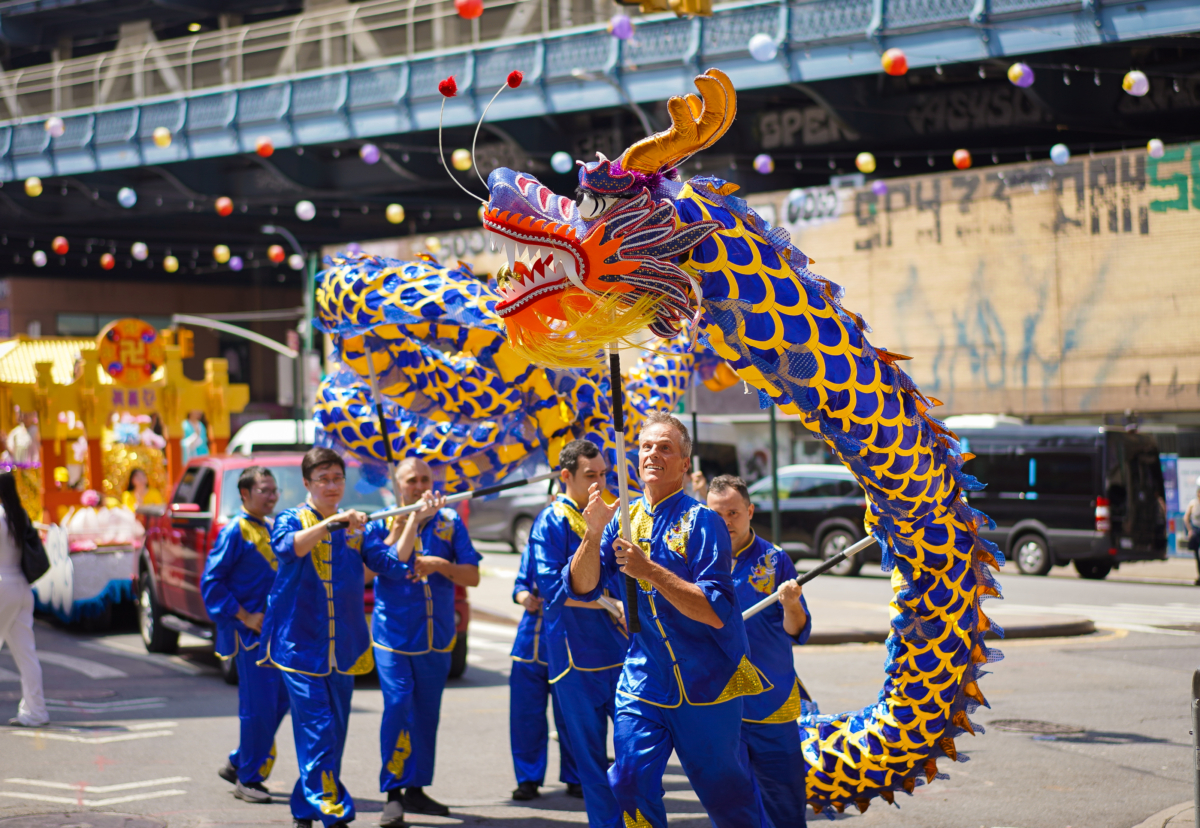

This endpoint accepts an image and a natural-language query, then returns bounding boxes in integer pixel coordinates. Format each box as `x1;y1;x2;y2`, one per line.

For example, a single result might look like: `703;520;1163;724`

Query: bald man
372;458;481;826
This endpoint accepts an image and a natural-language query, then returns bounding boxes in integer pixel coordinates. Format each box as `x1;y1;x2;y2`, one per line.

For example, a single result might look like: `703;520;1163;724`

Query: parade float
0;318;249;626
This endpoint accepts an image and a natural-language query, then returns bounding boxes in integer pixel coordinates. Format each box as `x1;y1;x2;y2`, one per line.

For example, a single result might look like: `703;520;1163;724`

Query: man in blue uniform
566;412;772;828
373;457;481;827
708;474;812;828
202;465;290;804
508;534;580;801
532;439;629;826
261;447;406;828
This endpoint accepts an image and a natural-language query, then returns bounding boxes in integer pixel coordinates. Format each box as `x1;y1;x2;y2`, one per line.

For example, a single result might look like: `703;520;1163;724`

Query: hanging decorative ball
229;256;244;272
255;136;275;157
268;244;286;264
753;153;775;174
454;0;483;19
451;149;472;171
881;48;908;77
295;200;317;221
1147;138;1165;159
100;252;116;270
163;255;179;273
425;237;443;254
152;126;172;148
31;250;47;268
1122;70;1149;97
1050;143;1071;165
215;196;234;216
131;242;149;261
871;180;888;196
117;187;137;208
359;143;380;165
52;236;69;255
346;242;363;254
953;148;973;170
608;14;633;40
288;253;305;271
748;33;778;62
44;117;65;138
550;152;573;174
213;244;231;264
386;203;406;224
1007;62;1035;88
24;177;42;197
855;152;876;174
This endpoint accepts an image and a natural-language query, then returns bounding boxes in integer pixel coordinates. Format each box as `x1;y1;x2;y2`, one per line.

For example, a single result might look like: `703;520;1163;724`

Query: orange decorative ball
268;244;286;264
881;48;908;76
215;196;234;216
255;136;274;158
100;252;115;270
455;0;483;19
51;236;69;255
952;149;972;170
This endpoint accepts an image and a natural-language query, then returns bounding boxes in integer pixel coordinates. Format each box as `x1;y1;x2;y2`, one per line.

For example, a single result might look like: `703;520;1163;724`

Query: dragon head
481;69;737;367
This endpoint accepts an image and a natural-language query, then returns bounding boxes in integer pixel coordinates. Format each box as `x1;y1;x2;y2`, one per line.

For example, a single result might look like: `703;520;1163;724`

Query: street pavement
0;549;1196;828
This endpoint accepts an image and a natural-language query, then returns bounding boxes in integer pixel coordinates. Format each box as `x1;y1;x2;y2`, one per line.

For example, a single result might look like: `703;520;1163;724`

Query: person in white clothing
0;471;48;726
1183;477;1200;587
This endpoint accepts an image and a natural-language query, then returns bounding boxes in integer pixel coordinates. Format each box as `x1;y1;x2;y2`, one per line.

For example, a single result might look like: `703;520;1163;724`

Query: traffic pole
1192;667;1199;828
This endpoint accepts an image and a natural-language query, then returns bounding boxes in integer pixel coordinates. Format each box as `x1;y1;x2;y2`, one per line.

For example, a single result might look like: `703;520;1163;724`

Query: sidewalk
1049;556;1197;586
1132;802;1195;828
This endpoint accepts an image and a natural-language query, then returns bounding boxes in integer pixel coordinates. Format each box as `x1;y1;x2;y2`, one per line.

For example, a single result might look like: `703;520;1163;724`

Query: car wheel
511;516;534;555
1013;535;1052;576
820;529;864;577
448;633;468;680
138;572;179;654
1073;559;1112;580
219;656;239;685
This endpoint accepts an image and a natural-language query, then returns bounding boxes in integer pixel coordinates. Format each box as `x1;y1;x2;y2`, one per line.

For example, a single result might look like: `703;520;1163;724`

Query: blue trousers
555;666;621;828
743;721;807;828
509;659;579;786
610;694;771;828
227;646;290;784
279;670;355;827
377;647;451;791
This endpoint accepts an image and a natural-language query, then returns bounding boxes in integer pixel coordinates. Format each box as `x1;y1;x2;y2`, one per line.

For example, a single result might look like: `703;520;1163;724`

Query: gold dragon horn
620;68;737;174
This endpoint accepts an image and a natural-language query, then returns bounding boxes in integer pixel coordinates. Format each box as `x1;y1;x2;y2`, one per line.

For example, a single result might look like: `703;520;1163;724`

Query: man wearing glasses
261;448;409;828
202;466;291;805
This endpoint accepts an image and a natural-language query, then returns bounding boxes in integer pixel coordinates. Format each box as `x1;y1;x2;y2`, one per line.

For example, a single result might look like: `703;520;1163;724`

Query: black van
956;425;1167;579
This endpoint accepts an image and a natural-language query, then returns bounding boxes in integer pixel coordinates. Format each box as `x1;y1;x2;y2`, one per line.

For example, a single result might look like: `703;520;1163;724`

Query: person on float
508;521;581;802
261;447;406;828
707;474;812;828
201;466;291;804
372;457;481;826
566;412;772;828
122;468;165;512
528;438;629;824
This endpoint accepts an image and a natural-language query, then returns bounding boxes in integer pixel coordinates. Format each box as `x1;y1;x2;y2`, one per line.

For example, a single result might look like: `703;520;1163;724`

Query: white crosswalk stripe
1003;602;1200;636
7;721;177;744
32;651;129;679
0;776;189;807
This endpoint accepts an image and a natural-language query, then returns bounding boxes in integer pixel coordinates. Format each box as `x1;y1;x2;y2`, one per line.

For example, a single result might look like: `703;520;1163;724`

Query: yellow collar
643;484;684;515
734;532;756;559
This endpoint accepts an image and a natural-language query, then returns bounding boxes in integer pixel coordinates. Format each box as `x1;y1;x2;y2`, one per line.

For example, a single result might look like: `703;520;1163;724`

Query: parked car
467;466;555;553
955;424;1167;579
747;464;871;576
136;452;472;682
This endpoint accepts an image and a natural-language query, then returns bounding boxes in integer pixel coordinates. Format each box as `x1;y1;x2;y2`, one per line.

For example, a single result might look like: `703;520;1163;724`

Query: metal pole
1192;667;1199;828
609;345;639;635
742;535;877;620
690;380;700;477
769;403;781;547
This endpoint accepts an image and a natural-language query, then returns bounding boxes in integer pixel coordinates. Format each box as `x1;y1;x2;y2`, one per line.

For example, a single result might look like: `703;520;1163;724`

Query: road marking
8;721;177;745
469;621;518;640
0;666;19;683
469;639;516;654
0;790;187;806
79;640;205;675
29;652;128;679
44;698;168;713
5;776;189;792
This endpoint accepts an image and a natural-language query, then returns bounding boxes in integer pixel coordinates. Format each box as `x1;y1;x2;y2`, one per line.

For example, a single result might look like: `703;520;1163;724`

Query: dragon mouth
483;207;588;318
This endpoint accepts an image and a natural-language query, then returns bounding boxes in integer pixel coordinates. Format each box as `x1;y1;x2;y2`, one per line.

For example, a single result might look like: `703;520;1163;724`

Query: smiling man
566;411;773;828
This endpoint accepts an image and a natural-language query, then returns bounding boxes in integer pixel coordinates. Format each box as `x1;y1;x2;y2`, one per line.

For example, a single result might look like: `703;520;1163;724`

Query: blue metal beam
1;0;1197;180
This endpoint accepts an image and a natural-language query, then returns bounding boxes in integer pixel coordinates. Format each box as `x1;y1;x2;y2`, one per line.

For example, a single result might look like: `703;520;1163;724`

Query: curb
1130;802;1194;828
807;616;1095;645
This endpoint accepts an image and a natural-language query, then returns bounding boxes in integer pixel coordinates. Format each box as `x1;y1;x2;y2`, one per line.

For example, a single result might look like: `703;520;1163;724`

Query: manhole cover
0;814;165;828
0;690;116;702
989;719;1084;735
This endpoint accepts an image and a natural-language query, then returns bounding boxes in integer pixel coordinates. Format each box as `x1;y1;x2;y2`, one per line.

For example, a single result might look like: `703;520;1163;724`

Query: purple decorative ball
229;255;244;272
609;14;633;40
347;242;363;254
871;180;888;196
359;143;380;165
753;153;774;174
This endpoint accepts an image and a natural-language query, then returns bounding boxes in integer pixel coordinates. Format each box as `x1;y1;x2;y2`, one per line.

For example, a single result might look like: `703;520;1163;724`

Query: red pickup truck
135;452;471;682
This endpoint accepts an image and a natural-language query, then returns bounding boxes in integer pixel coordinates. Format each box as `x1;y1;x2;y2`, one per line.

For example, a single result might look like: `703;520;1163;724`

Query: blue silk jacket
201;512;278;659
532;496;627;681
510;540;545;664
259;503;403;676
565;487;767;707
371;507;481;655
731;532;813;723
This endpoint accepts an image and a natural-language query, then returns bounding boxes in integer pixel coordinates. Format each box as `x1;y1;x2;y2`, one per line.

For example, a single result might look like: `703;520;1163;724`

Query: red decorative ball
215;196;234;216
438;76;458;98
268;244;286;264
51;236;69;255
100;253;115;270
507;70;524;89
881;48;908;77
255;136;274;158
454;0;483;19
952;148;972;170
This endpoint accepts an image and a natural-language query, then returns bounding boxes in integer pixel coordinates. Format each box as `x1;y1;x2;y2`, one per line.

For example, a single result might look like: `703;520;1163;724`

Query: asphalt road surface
1;560;1196;828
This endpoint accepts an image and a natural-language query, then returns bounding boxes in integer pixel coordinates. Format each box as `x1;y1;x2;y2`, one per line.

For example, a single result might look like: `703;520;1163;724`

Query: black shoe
565;783;583;799
218;760;237;785
234;781;271;803
402;787;450;816
293;820;313;828
379;797;406;828
511;781;540;801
